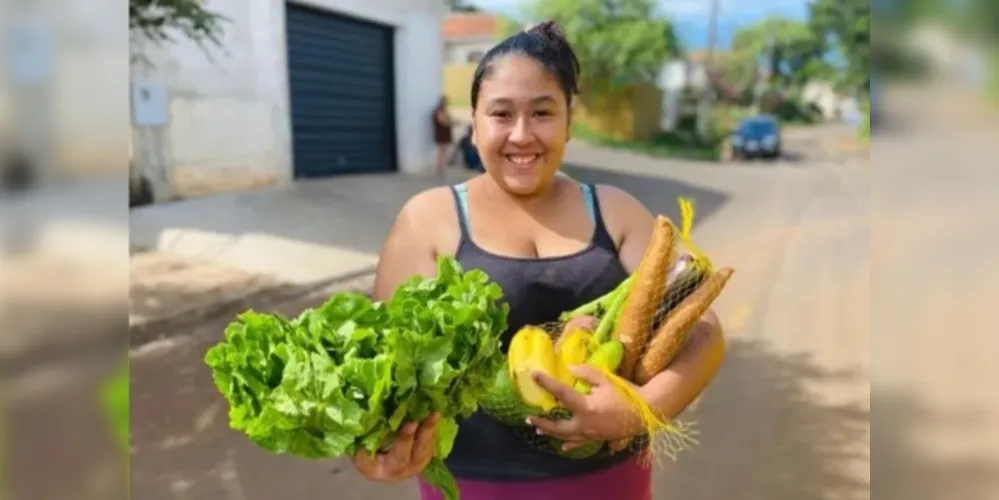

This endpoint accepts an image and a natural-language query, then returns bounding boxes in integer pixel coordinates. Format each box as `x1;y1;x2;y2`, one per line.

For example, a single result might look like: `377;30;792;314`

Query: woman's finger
352;448;378;475
565;315;598;332
532;371;586;411
410;414;440;466
386;422;418;471
528;414;580;440
568;364;608;387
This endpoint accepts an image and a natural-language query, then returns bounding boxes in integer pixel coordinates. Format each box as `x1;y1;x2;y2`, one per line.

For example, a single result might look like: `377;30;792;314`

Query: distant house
443;13;501;64
657;50;742;131
802;80;840;120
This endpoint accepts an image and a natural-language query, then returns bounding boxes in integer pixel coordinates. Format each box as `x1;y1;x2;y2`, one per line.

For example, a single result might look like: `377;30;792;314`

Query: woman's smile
505;153;542;167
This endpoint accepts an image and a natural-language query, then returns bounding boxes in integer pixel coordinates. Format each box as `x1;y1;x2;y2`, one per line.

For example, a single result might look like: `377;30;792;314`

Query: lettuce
204;256;508;499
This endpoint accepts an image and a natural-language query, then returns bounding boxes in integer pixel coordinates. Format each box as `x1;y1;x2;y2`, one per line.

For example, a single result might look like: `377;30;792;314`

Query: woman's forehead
480;56;562;99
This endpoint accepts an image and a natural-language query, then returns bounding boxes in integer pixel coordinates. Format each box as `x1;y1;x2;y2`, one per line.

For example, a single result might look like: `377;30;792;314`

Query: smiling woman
354;20;726;500
467;21;579;195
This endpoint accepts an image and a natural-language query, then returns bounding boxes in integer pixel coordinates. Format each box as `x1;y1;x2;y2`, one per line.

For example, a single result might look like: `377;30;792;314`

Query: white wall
131;0;444;200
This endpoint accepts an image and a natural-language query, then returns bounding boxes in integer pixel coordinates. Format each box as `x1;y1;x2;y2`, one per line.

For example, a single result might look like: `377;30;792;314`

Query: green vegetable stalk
592;276;635;345
204;256;509;500
573;341;625;394
560;275;634;323
103;360;129;452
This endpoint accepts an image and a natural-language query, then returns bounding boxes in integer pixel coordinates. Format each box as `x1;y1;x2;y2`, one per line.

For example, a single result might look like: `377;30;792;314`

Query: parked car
730;115;781;160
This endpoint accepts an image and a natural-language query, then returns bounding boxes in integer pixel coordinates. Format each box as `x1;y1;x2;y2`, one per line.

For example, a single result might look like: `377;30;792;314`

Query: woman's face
472;55;570;196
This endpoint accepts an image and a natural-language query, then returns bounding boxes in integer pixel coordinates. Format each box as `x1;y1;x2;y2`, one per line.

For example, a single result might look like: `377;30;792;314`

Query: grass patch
571;123;722;162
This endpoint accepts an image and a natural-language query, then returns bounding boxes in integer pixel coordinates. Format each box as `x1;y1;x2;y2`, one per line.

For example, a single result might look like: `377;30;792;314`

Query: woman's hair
470;20;581;111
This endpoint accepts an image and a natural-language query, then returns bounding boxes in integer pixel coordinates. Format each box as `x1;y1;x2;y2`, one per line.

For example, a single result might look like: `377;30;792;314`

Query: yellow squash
507;326;559;412
554;328;593;388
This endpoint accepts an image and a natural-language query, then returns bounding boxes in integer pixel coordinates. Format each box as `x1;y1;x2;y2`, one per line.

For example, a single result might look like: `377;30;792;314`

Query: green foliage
129;0;227;45
858;97;871;140
809;0;870;93
571;120;724;162
715;15;832;111
527;0;680;93
204;256;509;500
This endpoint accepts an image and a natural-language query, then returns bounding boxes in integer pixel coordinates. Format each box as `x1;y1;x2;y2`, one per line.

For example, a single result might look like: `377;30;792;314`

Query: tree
809;0;870;93
527;0;681;94
730;16;831;90
129;0;227;46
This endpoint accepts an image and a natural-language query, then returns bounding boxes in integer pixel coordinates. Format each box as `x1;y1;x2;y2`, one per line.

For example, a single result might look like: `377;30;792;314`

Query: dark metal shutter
285;4;397;177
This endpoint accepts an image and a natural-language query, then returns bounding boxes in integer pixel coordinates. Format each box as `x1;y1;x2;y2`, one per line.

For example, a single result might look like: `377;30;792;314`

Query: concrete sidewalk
128;170;477;341
130;170;477;287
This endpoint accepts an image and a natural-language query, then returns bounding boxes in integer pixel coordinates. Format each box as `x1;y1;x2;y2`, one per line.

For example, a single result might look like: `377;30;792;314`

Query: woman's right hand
352;413;440;483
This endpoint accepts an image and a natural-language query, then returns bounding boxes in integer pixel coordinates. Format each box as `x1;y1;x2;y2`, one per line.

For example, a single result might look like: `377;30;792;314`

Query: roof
443;13;500;41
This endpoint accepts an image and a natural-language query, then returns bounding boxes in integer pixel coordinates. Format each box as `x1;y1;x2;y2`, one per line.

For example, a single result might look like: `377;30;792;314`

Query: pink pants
417;454;652;500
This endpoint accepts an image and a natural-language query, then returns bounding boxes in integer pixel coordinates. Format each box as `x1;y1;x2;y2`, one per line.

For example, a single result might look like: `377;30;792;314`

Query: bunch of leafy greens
204;257;508;500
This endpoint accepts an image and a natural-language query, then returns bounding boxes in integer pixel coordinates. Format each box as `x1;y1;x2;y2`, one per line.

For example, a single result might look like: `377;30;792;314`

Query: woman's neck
475;174;567;214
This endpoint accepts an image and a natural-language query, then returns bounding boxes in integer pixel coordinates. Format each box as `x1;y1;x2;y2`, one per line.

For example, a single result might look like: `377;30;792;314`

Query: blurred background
1;0;997;498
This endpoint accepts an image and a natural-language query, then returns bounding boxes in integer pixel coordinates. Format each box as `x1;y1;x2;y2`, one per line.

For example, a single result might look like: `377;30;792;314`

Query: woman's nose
508;116;533;144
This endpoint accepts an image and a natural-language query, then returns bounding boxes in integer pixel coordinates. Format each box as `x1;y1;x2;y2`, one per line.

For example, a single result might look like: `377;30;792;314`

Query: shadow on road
7;348;127;500
562;163;730;226
653;338;870;500
873;389;999;500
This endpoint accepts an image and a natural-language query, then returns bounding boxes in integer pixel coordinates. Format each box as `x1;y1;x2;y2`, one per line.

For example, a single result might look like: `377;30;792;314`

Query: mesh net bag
479;197;734;467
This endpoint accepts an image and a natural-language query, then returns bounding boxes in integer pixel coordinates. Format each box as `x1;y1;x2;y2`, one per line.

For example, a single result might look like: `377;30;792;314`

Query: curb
128;267;377;347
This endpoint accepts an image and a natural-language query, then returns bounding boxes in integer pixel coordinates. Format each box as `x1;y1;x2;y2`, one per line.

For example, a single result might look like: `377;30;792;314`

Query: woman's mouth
505;154;541;166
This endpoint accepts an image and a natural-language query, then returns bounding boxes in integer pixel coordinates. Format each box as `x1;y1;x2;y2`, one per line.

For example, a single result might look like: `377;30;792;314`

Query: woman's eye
534;110;553;117
490;110;512;119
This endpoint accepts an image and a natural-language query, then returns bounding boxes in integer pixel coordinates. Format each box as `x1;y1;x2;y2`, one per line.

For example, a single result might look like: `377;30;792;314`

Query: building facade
442;12;500;64
132;0;445;200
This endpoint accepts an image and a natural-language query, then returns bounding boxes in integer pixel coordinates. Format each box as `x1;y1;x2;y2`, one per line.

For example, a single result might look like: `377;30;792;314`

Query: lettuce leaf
204;256;508;499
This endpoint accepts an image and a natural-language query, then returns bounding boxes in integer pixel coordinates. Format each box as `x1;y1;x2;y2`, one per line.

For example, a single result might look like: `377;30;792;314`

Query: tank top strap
450;182;472;240
580;183;618;253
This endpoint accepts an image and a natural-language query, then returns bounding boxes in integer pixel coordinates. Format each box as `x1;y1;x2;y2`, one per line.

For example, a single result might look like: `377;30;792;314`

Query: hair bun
528;20;567;44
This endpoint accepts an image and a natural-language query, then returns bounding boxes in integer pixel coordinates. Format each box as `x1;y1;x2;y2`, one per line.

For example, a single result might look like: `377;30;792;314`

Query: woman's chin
500;174;543;195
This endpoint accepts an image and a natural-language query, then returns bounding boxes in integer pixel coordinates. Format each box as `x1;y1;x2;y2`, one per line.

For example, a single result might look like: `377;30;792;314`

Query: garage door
285;4;397;177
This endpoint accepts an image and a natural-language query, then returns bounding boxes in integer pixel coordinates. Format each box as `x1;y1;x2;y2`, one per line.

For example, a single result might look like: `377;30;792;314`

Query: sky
469;0;814;50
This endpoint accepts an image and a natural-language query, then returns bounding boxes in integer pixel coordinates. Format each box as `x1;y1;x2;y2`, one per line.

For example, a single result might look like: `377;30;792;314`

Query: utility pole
696;0;721;140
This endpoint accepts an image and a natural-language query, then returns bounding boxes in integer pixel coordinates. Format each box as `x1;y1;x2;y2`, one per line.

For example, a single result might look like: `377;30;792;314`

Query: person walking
433;95;454;176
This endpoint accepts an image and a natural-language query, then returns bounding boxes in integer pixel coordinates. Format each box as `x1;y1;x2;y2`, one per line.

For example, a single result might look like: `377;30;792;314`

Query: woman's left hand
526;365;644;451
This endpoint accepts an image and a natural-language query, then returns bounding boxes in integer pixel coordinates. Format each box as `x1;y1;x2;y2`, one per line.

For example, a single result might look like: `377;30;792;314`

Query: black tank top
444;181;636;481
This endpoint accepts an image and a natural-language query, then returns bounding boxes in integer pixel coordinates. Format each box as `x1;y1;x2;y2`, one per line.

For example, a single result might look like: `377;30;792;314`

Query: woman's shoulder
587;183;653;240
391;186;462;247
395;186;458;225
591;183;649;215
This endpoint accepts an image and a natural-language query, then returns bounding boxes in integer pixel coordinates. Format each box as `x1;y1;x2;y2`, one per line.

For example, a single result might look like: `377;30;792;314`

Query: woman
433;95;454;175
354;22;726;500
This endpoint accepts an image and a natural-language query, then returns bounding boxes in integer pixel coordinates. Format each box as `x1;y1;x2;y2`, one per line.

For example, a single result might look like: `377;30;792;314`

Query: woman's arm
372;191;442;301
601;186;726;420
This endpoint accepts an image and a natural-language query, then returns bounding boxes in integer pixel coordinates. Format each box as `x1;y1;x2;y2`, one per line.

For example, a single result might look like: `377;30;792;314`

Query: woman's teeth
507;154;539;165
